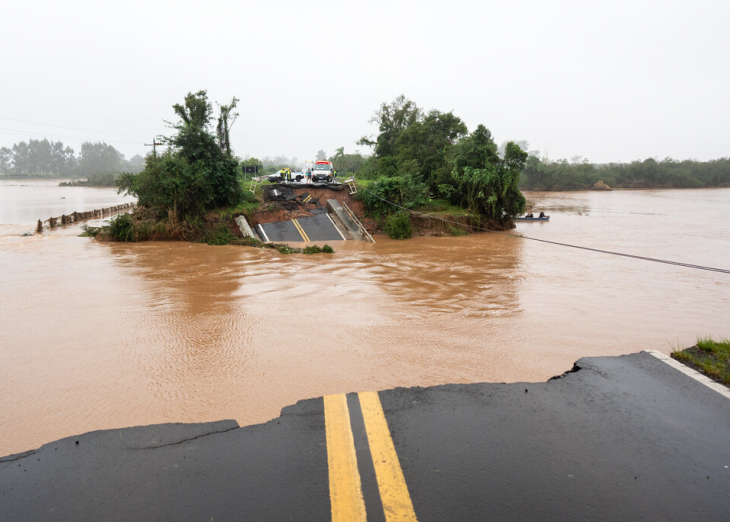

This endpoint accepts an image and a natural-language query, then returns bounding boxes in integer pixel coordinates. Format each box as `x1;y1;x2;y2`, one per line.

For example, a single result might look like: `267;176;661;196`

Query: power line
0;128;144;145
370;193;730;275
0;116;148;139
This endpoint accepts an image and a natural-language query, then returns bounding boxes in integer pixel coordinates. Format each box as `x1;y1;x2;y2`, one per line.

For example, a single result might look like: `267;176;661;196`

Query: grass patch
229;237;335;255
416;198;477;217
224;190;261;217
449;226;469;236
672;337;730;386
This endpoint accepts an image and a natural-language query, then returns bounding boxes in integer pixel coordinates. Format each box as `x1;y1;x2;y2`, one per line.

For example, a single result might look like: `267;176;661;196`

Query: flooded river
1;181;729;456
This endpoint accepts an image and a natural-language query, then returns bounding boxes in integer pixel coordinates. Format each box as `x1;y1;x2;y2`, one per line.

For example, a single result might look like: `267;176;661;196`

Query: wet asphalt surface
2;351;729;521
257;214;343;242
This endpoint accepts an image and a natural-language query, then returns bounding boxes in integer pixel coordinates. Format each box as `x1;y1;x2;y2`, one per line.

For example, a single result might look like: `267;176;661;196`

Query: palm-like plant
333;146;345;171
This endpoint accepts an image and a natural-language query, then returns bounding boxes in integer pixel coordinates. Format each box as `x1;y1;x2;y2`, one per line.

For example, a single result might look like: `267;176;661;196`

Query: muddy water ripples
1;181;729;456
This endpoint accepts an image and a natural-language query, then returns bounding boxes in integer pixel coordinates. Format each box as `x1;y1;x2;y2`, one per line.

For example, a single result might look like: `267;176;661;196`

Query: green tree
395;110;467;188
332;146;345;170
119;90;244;220
0;147;11;174
358;95;422;159
442;141;527;227
76;142;123;177
216;97;239;156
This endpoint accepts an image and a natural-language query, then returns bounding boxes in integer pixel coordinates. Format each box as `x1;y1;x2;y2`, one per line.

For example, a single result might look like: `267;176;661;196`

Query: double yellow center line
324;392;418;522
292;218;310;242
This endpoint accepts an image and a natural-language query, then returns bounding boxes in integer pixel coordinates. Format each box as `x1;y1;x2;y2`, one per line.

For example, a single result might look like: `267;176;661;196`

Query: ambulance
311;161;334;183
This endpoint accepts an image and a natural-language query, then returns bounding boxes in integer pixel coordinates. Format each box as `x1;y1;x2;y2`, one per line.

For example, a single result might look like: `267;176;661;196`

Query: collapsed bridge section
255;214;346;243
237;183;374;243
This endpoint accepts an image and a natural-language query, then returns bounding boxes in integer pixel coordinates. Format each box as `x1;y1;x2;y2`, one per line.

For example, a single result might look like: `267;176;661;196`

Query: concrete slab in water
257;214;344;242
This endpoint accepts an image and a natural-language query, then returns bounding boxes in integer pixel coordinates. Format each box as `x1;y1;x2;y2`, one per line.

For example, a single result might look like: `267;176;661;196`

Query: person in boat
525;212;534;218
539;211;545;218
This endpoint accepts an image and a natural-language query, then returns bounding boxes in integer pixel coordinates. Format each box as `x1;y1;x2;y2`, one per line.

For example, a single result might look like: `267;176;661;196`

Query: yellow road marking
324;394;367;522
292;219;310;242
358;391;418;521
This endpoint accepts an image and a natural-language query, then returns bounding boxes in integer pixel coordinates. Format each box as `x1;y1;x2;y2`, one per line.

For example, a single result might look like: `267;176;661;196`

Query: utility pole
145;137;163;157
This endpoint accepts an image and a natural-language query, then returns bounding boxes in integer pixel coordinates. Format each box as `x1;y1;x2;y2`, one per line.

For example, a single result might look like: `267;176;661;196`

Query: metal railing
249;176;262;193
342;201;375;243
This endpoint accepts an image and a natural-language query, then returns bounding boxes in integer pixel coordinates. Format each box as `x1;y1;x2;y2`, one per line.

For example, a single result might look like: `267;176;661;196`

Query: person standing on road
306;168;312;184
333;168;338;182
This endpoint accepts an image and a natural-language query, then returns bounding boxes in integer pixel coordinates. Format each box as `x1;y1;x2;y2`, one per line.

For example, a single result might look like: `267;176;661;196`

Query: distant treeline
520;156;730;191
0;138;145;178
241;151;369;176
58;172;118;187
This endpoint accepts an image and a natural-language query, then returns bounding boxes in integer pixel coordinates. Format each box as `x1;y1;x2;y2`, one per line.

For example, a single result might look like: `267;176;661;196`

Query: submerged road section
2;352;729;521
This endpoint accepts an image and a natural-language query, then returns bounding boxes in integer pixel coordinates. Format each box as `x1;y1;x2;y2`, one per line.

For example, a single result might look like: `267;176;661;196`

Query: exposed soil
249;184;365;227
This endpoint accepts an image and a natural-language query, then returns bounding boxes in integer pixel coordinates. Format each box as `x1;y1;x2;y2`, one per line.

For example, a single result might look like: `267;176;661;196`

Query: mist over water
0;179;136;225
1;184;728;457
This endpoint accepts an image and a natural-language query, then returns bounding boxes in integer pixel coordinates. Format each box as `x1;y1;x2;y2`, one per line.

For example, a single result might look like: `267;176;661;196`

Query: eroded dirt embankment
249;185;370;228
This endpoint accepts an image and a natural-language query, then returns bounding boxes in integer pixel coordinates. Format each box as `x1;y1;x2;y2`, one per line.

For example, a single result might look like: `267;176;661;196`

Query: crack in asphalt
132;426;239;450
0;450;37;464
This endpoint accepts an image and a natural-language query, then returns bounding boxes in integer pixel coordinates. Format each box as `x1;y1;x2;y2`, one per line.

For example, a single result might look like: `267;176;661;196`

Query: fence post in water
72;211;77;222
36;220;42;233
49;217;55;228
61;214;67;225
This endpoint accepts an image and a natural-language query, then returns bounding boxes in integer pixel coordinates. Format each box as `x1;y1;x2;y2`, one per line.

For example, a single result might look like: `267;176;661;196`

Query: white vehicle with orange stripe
311;161;334;183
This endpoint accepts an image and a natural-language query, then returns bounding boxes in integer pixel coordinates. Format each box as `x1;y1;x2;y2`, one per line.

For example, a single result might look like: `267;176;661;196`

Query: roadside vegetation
672;337;730;386
353;95;527;238
83;90;329;254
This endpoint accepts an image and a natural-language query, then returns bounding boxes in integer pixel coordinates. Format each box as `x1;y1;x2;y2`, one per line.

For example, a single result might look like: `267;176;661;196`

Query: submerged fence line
36;202;135;233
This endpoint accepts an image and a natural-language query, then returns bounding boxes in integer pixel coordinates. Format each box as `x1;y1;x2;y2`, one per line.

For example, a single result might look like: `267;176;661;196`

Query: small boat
515;215;550;221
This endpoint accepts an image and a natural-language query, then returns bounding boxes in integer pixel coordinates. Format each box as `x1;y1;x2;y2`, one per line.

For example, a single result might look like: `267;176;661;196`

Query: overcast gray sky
2;0;728;164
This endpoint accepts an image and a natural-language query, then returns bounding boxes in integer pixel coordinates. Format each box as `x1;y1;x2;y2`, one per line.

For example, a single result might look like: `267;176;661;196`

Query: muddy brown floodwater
1;183;729;457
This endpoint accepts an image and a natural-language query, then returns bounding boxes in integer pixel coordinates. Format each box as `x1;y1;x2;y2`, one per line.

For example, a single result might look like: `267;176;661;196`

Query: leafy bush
303;245;322;254
108;213;136;241
322;244;334;253
357;174;428;219
204;221;235;245
383;211;412;239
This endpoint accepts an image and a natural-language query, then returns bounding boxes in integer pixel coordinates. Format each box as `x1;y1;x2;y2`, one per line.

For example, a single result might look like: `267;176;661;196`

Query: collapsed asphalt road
256;213;345;243
2;351;729;521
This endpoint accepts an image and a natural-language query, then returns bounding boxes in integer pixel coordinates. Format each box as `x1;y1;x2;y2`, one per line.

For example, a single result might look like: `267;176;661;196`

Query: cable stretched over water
369;194;730;275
